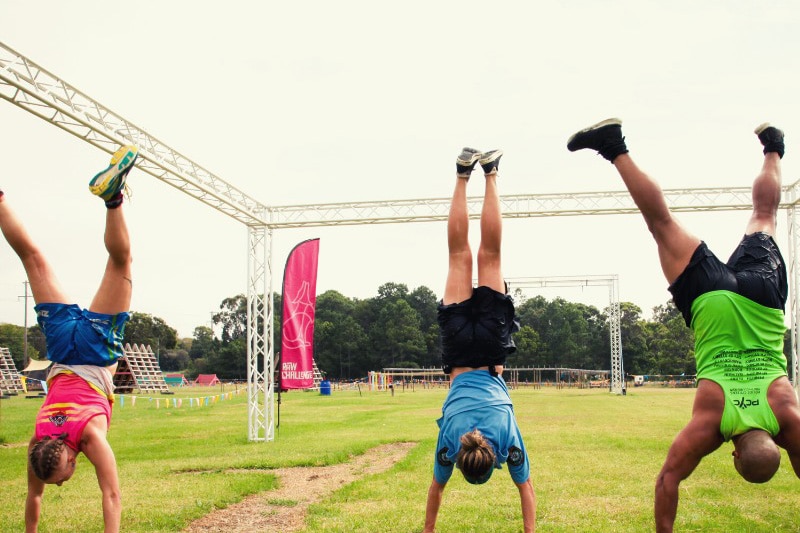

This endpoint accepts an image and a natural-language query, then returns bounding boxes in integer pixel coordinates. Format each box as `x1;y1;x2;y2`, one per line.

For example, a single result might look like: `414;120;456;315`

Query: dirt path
183;442;416;532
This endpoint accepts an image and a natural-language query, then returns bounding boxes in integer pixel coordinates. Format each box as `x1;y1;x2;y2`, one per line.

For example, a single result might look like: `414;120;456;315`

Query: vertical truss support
506;275;624;394
247;223;274;441
608;276;624;395
788;207;800;396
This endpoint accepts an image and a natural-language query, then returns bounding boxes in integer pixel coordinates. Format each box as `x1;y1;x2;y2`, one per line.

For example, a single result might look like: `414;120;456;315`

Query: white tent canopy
22;359;51;373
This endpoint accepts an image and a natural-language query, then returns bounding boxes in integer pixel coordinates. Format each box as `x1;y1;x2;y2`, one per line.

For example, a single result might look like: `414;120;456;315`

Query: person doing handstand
5;145;139;533
423;148;536;533
567;119;800;532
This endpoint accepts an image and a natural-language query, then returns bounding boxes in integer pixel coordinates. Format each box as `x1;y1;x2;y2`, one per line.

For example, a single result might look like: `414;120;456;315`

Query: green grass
1;385;799;532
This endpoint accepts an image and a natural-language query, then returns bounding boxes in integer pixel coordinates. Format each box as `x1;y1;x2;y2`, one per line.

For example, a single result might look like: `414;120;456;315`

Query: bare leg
443;176;473;305
612;154;701;284
745;152;782;236
88;206;132;314
476;173;505;293
567;119;700;284
0;195;69;304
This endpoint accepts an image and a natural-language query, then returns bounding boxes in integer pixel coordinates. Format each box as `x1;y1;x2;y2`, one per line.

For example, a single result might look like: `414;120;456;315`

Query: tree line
0;282;790;380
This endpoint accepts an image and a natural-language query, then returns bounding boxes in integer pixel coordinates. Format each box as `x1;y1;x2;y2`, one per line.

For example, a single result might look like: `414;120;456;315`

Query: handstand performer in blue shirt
423;148;536;533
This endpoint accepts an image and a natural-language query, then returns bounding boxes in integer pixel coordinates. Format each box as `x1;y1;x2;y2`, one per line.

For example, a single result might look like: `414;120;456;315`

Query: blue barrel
320;380;331;395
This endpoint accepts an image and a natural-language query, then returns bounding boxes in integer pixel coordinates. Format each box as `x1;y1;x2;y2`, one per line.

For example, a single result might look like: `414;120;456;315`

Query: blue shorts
35;303;130;366
437;286;520;374
668;232;787;327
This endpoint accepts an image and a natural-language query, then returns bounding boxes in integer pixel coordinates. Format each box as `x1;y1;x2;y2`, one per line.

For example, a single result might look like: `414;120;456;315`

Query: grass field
1;384;799;532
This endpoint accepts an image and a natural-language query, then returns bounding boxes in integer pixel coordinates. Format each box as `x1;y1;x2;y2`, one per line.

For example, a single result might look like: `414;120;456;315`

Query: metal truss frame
507;276;624;394
3;41;799;440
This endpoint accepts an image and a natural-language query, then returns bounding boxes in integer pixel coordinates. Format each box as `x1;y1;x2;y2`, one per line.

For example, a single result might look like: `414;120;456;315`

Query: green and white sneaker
89;145;139;202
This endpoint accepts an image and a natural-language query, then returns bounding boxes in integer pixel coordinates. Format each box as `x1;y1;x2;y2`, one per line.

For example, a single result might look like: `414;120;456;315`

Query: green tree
214;295;247;342
0;323;40;368
407;286;440;366
203;337;247;379
124;312;178;354
156;338;192;372
371;298;426;368
616;302;650;376
27;326;46;363
377;282;410;301
506;325;540;367
647;301;695;375
190;326;215;359
575;302;607;369
313;290;368;379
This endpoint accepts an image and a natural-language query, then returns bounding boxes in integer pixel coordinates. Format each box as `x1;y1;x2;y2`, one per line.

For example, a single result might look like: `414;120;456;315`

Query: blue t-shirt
433;370;530;484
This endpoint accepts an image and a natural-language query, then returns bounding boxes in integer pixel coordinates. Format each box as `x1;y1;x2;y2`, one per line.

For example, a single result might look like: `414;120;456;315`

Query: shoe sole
567;117;623;148
479;150;503;166
457;148;481;166
89;145;139;198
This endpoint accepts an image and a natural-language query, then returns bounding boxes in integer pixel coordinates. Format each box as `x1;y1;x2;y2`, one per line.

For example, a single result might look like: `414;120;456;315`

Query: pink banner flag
280;238;320;390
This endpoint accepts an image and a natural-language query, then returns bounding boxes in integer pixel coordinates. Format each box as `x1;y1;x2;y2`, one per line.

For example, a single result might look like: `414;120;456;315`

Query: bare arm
515;477;536;533
82;422;121;533
423;477;446;533
769;378;800;478
25;438;44;533
784;444;800;477
655;384;723;533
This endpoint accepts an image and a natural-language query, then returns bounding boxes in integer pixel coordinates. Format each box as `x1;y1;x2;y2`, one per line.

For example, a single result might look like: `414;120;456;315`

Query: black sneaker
479;150;503;175
567;118;628;162
754;123;785;158
456;147;482;178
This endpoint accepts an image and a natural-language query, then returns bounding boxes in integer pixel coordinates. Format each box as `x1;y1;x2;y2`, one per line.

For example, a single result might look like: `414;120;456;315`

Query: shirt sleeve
506;423;530;484
433;418;454;484
433;449;454;484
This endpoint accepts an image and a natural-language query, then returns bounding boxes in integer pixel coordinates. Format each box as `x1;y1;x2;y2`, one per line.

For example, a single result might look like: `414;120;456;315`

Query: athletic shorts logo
48;412;68;427
734;397;759;409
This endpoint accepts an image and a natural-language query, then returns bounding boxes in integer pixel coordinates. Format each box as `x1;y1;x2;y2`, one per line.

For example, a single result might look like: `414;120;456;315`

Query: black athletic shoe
754;123;785;158
567;118;628;162
456;147;482;178
479;150;503;175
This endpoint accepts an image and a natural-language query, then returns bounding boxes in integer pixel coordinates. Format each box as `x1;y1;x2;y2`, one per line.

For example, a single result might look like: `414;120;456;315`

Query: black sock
600;137;629;163
763;142;785;159
105;192;124;209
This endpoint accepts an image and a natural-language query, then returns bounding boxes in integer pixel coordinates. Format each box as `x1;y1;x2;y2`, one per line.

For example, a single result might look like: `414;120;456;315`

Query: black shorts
668;232;787;326
437;286;520;374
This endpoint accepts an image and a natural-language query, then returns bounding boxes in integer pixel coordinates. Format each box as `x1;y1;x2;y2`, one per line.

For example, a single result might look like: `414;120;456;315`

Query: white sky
1;1;799;338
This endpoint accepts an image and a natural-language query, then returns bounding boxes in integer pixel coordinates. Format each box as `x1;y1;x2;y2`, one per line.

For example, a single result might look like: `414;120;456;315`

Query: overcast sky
1;1;799;338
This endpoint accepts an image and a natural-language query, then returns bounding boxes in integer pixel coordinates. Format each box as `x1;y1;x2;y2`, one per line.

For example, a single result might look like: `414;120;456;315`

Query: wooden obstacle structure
0;347;24;395
311;360;325;390
113;344;171;394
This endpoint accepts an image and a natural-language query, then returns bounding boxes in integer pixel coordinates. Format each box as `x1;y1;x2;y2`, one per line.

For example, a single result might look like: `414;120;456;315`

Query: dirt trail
183;442;416;532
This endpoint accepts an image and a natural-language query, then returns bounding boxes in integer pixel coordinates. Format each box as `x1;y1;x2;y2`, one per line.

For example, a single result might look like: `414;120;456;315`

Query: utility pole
17;281;29;367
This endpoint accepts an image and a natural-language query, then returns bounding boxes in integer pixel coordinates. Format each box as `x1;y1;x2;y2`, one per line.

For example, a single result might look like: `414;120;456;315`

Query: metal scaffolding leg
788;207;800;396
506;275;624;394
608;278;624;395
247;224;274;441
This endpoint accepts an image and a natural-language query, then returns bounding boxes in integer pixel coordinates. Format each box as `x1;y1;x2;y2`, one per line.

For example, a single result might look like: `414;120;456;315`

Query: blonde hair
456;429;495;484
